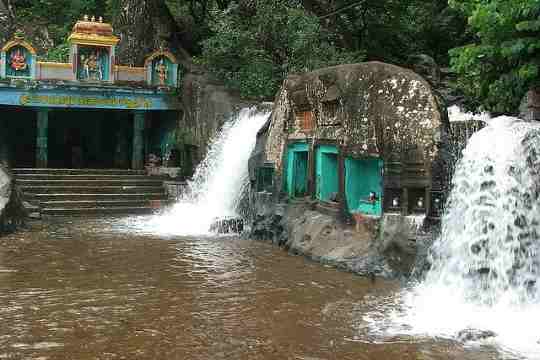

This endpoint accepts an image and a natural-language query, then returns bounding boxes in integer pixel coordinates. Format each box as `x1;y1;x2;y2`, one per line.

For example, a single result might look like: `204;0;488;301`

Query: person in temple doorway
352;191;379;233
66;128;84;168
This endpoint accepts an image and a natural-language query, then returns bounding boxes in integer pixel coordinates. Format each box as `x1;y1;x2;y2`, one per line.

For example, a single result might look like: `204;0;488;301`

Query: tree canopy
449;0;540;114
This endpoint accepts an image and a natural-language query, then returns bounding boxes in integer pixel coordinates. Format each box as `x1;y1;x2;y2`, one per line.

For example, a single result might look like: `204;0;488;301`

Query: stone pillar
132;111;145;170
36;109;49;168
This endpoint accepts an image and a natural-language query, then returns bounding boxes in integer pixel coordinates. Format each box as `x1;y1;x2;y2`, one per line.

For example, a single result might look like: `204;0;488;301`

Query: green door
285;142;309;198
316;145;339;201
345;157;383;216
293;151;308;197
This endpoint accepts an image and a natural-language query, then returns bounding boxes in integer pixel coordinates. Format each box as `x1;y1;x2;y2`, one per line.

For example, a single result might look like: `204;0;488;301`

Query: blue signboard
0;85;180;111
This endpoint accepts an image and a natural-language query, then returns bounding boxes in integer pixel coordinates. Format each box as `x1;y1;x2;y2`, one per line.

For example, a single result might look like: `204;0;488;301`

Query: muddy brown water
0;217;501;359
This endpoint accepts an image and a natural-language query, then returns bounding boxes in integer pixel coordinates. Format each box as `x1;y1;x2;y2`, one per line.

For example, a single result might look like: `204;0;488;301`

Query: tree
449;0;540;114
199;0;364;99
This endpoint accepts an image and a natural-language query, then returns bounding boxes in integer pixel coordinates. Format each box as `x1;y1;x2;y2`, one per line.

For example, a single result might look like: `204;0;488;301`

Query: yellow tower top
68;16;119;47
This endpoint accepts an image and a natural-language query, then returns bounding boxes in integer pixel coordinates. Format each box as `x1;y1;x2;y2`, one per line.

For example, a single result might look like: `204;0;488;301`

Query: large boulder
0;166;12;231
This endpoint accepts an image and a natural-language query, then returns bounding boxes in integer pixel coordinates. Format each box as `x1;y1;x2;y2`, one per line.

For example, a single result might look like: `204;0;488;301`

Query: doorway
316;145;339;202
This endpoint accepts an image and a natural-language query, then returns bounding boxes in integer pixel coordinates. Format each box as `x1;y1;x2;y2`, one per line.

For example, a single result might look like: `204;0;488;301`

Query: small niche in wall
430;190;445;218
319;100;341;126
408;187;426;214
384;188;402;213
256;166;274;192
295;110;314;132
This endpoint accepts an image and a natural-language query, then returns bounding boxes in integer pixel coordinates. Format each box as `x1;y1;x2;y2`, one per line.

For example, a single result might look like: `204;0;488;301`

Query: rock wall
251;202;425;279
248;61;450;279
0;165;11;233
112;1;252;174
177;69;252;174
262;62;449;185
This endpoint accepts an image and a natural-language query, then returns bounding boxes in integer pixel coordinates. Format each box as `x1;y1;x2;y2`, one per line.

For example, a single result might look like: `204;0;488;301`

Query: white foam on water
118;107;270;237
367;116;540;358
448;104;491;123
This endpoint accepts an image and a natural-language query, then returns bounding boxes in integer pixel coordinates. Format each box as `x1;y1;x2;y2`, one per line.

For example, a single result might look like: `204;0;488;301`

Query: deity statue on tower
10;49;28;72
156;58;168;86
81;51;102;81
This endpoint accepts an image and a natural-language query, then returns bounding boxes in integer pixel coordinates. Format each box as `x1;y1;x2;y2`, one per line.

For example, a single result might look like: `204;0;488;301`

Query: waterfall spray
123;107;270;236
365;117;540;358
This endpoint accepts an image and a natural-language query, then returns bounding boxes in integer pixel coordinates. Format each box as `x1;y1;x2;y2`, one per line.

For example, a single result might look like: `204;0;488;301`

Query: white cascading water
367;116;540;358
125;107;270;236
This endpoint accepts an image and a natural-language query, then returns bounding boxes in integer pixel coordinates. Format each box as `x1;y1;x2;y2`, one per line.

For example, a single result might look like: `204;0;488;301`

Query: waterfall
126;107;270;236
425;116;540;306
366;116;540;358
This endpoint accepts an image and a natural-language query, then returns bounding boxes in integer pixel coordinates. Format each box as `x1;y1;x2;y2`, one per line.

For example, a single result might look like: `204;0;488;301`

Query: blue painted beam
0;83;181;111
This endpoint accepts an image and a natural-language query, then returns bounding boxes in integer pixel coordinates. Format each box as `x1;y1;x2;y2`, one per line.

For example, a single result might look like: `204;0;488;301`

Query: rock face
112;0;252;175
177;70;250;174
248;61;450;279
0;166;12;232
251;202;399;278
251;202;429;279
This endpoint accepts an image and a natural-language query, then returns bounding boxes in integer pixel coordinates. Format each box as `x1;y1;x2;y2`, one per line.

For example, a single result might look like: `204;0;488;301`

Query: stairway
13;168;168;216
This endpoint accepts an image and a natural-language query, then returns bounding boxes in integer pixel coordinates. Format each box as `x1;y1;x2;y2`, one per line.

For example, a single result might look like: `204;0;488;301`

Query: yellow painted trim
1;39;37;55
144;50;178;68
68;33;120;46
115;65;145;73
38;62;72;69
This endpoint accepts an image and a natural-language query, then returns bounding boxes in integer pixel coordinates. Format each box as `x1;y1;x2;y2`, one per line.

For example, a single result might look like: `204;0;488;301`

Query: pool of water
0;216;503;359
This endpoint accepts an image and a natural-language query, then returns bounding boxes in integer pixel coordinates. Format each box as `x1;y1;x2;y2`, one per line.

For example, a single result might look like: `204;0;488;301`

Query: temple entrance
0;106;37;168
315;145;339;202
285;142;309;198
345;157;383;216
0;105;181;170
47;109;133;169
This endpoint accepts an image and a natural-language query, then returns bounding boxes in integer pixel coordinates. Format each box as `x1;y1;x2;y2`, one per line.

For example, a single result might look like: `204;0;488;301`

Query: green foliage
39;42;71;62
14;0;109;51
449;0;540;114
200;0;364;99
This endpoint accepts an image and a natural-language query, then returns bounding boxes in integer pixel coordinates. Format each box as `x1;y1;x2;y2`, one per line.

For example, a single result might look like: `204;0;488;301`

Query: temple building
0;17;182;170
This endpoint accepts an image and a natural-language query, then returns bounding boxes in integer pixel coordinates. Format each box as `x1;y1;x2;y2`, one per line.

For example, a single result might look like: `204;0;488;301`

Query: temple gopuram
0;16;182;170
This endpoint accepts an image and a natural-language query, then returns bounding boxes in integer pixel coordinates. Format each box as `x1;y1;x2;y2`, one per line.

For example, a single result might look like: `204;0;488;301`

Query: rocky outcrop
251;202;429;279
177;69;252;174
0;166;12;233
112;1;252;175
248;61;450;279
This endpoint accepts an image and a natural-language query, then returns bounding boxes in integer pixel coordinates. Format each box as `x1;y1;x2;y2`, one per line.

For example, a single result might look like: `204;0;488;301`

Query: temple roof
68;16;119;47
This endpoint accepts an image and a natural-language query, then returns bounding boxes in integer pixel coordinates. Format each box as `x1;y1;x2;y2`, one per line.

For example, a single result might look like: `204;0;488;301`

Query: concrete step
20;185;164;194
17;179;165;187
40;200;166;209
12;168;147;176
14;174;160;181
25;193;168;202
41;206;158;216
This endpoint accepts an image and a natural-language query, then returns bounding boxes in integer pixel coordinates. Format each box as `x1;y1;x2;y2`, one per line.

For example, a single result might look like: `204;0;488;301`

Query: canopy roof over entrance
0;17;182;111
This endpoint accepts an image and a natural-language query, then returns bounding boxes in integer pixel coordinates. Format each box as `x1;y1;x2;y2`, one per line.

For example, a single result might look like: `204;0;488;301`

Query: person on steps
352;191;379;232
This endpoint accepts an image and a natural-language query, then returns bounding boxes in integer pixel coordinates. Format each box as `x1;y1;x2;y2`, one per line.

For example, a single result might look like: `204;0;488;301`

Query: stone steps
18;179;165;187
14;168;168;217
13;168;146;175
25;193;167;202
20;185;164;194
41;206;157;216
13;174;154;181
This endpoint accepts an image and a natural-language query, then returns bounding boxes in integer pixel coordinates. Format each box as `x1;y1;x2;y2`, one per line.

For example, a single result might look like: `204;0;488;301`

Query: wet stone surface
0;217;502;359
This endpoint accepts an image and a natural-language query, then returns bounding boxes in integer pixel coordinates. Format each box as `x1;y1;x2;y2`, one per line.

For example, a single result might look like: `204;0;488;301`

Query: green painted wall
284;142;309;198
315;145;339;201
345;157;383;216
